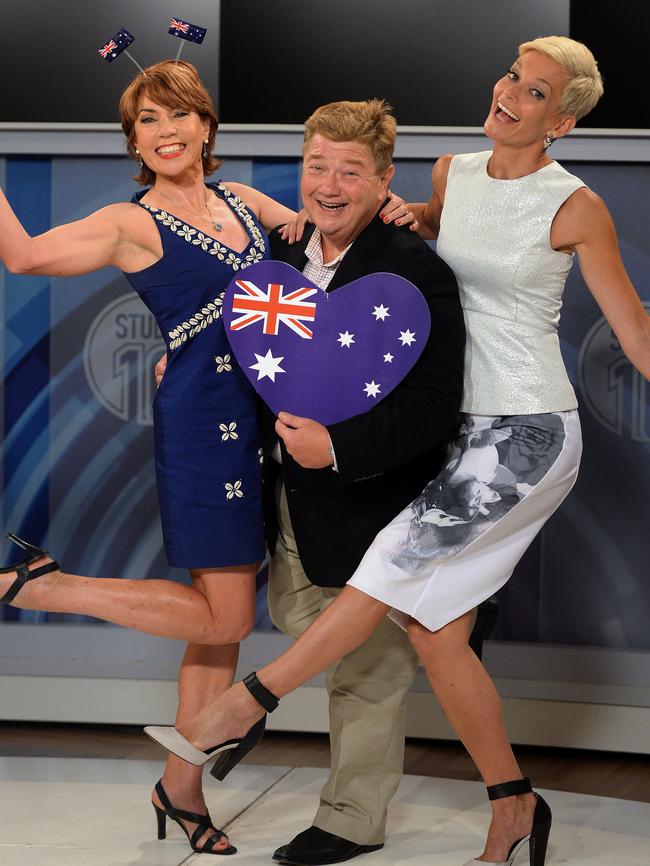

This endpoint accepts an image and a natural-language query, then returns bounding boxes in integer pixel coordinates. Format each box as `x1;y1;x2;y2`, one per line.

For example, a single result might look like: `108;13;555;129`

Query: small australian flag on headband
169;17;207;44
98;28;134;63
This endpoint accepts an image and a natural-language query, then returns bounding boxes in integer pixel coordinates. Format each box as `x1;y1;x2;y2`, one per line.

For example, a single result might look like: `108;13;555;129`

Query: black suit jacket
261;212;465;586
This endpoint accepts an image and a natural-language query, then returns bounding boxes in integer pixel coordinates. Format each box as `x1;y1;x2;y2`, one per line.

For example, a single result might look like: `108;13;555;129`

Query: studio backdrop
1;152;648;652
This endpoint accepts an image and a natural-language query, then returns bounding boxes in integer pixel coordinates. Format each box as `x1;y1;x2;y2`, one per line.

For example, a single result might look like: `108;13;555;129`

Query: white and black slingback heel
144;672;279;779
462;777;552;866
0;533;59;605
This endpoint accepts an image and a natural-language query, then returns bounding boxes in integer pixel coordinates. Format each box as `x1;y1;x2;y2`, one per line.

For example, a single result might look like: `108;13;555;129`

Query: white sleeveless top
436;151;585;415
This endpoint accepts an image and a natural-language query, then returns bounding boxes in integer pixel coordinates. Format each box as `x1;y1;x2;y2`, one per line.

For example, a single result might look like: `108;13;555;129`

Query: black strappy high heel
144;672;279;780
0;533;59;605
153;779;236;856
462;777;552;866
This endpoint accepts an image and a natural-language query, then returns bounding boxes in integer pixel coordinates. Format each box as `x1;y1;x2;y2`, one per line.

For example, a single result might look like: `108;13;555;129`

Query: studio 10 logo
84;293;165;426
577;302;649;442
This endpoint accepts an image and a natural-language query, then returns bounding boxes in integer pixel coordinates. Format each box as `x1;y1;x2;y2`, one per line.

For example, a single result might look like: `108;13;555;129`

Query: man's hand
155;353;167;388
275;411;333;469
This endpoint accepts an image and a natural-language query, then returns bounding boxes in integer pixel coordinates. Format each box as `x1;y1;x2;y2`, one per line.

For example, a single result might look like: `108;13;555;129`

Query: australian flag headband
98;16;207;73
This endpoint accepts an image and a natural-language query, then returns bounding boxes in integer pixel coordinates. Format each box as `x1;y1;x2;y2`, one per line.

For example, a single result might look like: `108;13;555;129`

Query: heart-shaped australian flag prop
223;261;431;425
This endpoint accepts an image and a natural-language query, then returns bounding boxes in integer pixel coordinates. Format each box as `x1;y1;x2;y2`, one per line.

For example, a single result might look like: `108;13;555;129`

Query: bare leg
179;585;390;748
0;559;257;644
171;586;531;861
153;639;239;852
408;614;535;863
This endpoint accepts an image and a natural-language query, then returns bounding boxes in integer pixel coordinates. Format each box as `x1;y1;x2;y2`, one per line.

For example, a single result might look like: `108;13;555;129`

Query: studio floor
0;727;649;865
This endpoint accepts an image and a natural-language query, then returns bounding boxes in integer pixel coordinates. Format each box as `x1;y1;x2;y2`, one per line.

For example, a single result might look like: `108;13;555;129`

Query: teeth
157;144;184;154
320;202;344;209
497;101;519;121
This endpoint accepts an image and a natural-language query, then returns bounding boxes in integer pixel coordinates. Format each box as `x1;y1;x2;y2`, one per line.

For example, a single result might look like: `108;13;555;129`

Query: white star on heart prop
364;380;381;398
383;353;394;363
250;349;285;382
399;329;416;346
337;330;355;348
372;304;390;321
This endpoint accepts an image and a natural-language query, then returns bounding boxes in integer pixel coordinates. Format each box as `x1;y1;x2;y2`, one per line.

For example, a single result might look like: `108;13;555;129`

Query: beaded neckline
138;182;266;272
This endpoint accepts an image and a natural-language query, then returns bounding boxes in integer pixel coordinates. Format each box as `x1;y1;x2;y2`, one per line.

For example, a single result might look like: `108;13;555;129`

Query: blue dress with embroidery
124;182;267;568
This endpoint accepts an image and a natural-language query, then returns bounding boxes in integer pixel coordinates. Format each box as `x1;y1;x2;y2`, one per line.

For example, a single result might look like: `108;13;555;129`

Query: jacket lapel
271;226;312;271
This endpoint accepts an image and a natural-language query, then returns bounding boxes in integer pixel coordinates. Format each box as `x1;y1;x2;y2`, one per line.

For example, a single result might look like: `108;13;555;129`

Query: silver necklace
155;188;223;231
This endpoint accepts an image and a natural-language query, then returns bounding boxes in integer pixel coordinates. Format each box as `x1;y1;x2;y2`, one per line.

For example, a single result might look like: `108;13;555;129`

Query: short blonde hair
303;99;396;174
119;60;222;186
519;36;603;121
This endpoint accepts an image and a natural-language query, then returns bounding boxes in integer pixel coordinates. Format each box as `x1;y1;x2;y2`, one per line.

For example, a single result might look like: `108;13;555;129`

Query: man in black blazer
263;100;468;866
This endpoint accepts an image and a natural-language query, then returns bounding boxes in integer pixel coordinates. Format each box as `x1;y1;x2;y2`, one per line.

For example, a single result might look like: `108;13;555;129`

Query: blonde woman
147;37;649;865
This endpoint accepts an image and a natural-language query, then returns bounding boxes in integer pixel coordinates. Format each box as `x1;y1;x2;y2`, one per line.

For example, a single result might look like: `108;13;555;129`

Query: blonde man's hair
519;36;604;121
119;60;222;186
303;99;396;174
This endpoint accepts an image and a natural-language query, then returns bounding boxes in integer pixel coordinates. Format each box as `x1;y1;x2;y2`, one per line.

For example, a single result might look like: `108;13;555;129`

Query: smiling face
301;134;394;255
484;49;575;148
134;95;210;180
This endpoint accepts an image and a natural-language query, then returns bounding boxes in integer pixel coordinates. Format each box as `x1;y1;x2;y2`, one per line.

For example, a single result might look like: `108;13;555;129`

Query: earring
202;140;208;159
543;133;554;150
135;148;143;168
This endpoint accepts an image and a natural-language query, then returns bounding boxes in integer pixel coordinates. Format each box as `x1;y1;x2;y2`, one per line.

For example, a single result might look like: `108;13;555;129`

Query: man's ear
379;164;395;197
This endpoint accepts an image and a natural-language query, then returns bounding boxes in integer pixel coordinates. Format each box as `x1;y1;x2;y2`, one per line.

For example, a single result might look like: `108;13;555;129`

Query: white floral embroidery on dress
168;294;224;351
215;354;233;373
225;480;244;499
177;225;197;242
220;421;239;441
142;183;267;352
192;232;214;252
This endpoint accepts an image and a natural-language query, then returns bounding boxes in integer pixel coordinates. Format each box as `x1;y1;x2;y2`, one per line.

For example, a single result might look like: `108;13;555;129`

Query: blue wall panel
252;158;301;212
1;154;648;646
3;160;51;594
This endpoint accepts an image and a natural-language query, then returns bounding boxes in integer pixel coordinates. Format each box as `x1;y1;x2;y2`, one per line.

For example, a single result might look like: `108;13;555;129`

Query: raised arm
0;189;144;277
380;154;453;240
555;188;650;379
223;182;297;232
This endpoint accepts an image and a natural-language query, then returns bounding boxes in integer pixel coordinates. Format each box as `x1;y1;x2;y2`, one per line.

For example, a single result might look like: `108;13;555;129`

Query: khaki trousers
268;481;419;845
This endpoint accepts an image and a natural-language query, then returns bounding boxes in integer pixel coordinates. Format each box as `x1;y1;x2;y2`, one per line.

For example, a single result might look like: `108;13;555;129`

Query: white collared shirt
302;227;352;291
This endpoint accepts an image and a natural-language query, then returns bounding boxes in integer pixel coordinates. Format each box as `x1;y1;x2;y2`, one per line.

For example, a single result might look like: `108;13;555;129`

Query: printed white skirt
348;411;582;632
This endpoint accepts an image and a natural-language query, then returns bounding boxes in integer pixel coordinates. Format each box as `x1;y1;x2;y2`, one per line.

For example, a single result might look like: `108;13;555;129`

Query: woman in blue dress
0;61;295;854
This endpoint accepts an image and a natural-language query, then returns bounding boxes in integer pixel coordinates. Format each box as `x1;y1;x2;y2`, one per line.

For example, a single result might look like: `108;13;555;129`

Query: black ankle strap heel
242;672;279;713
462;778;551;866
487;777;532;800
208;674;279;781
144;673;281;784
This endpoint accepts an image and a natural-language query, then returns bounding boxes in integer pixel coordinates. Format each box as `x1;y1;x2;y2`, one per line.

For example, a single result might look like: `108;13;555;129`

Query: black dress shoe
273;827;383;865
